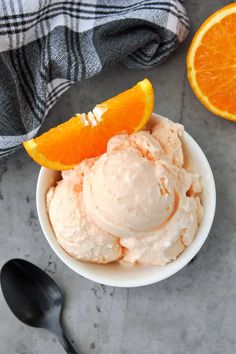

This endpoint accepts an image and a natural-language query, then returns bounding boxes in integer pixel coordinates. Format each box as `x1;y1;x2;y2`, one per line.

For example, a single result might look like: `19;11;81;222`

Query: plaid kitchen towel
0;0;189;157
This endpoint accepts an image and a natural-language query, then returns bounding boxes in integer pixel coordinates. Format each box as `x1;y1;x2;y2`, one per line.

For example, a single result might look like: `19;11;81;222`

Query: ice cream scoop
83;135;176;238
47;176;122;264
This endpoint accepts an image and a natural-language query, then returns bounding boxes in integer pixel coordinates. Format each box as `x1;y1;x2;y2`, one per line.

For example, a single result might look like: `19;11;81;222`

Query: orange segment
186;3;236;121
23;78;154;170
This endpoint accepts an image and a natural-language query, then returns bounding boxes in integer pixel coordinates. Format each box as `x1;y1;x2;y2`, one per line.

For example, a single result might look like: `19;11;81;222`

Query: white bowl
36;114;216;287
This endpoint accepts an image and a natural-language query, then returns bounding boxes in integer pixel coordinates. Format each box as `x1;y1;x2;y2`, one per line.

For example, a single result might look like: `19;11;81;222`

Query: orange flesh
23;79;154;169
195;15;236;114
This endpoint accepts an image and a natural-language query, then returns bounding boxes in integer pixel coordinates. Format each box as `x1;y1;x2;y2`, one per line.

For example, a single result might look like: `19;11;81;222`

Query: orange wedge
187;3;236;122
23;78;154;170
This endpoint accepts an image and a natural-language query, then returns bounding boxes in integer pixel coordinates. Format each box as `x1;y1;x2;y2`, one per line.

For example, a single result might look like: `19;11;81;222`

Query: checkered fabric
0;0;189;157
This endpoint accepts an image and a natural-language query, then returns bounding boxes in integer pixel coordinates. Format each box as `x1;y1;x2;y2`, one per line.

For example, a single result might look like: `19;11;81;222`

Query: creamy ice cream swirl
83;143;176;238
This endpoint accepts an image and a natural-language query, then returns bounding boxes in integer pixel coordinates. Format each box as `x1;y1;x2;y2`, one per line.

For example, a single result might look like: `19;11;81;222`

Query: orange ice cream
47;115;203;265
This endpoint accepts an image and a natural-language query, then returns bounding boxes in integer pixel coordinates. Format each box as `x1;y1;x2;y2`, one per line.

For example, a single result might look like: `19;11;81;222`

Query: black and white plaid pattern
0;0;189;157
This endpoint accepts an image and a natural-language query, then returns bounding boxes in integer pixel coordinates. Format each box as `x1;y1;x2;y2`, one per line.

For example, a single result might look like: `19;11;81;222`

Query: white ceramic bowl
36;114;216;287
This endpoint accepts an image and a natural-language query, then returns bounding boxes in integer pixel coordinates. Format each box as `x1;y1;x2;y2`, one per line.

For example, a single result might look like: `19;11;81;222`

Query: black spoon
0;258;80;354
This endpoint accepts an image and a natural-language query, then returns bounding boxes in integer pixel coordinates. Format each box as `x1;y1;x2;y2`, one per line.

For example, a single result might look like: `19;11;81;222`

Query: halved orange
23;78;154;170
187;3;236;122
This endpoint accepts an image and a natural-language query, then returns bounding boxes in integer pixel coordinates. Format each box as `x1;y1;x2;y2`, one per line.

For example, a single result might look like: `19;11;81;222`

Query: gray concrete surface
1;1;236;353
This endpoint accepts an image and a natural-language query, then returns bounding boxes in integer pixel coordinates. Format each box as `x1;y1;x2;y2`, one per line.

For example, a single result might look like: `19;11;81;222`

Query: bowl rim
36;115;216;287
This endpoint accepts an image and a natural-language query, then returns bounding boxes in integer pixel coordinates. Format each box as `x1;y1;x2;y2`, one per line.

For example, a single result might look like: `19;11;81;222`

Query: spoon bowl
0;259;79;354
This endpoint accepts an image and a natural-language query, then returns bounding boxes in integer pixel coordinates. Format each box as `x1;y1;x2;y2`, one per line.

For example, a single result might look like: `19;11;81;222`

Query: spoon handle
58;333;80;354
